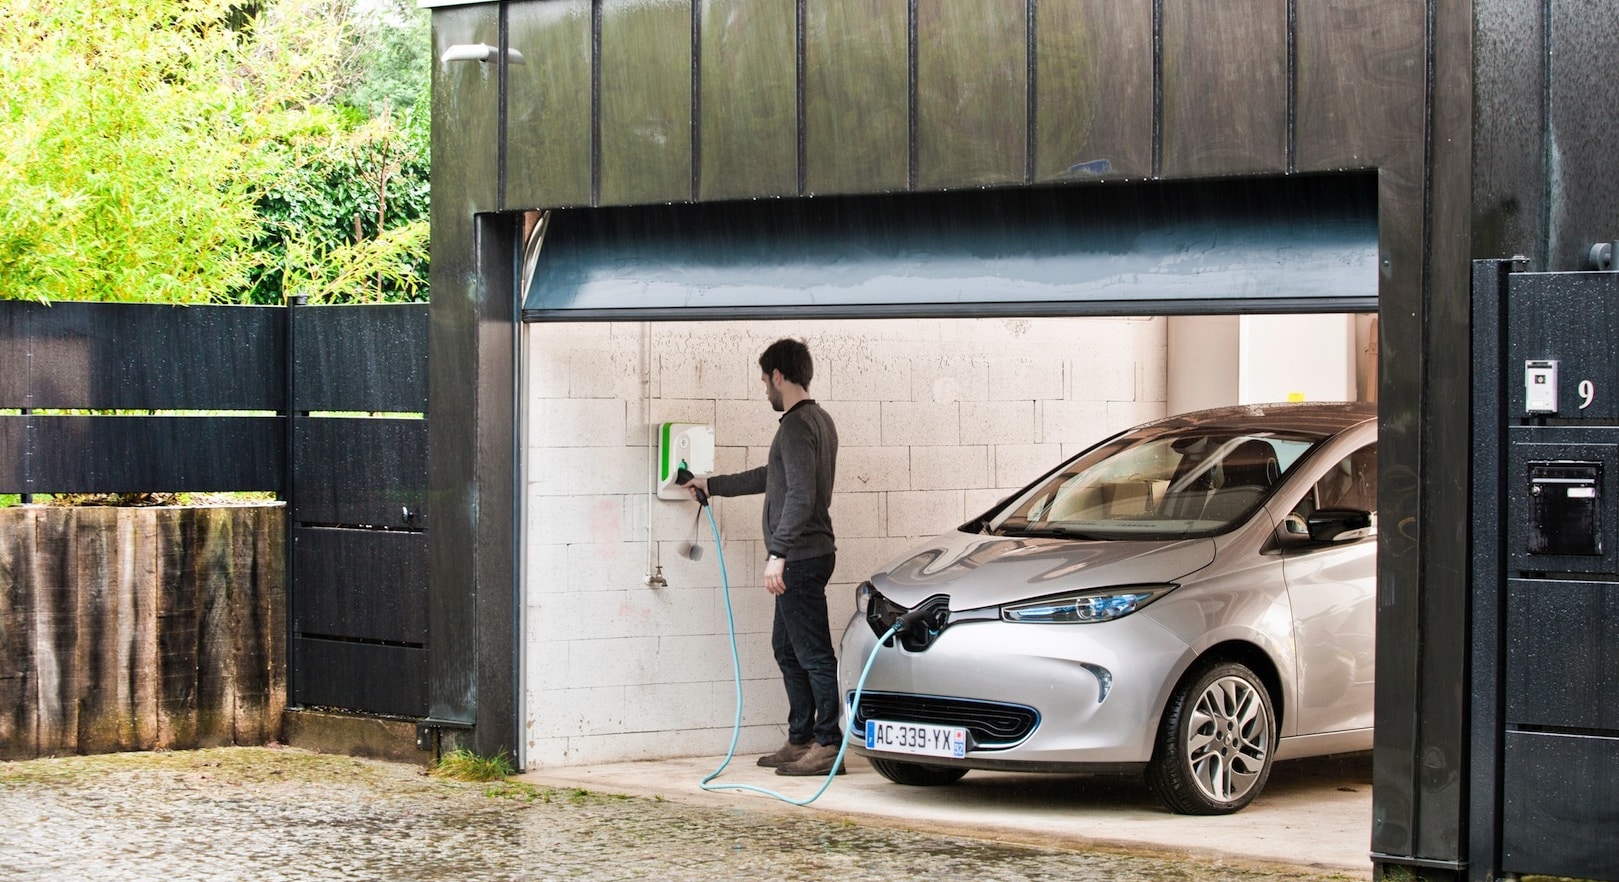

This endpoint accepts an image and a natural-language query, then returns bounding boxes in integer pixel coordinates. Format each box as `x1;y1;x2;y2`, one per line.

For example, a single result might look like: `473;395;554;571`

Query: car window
997;429;1323;539
1292;443;1378;521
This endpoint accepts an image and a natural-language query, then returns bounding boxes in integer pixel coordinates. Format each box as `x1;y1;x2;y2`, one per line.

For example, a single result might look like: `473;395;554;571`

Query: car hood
869;530;1217;610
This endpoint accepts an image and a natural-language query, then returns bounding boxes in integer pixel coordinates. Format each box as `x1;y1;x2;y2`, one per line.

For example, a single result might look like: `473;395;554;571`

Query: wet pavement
0;747;1371;882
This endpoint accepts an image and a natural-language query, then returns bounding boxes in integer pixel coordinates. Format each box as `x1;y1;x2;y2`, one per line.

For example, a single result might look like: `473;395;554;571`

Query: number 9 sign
1579;379;1596;410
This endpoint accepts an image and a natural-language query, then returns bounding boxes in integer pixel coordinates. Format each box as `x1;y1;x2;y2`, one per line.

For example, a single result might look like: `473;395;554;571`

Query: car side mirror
1306;508;1374;543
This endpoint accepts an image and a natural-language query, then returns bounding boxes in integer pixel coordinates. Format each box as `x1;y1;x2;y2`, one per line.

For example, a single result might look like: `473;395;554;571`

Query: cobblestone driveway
0;748;1360;882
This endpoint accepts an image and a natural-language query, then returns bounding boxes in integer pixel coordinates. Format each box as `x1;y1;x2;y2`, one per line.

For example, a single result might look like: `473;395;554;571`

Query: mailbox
1526;461;1601;556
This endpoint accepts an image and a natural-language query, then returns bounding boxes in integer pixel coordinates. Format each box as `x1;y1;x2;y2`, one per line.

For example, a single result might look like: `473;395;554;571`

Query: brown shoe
774;741;845;777
756;739;811;768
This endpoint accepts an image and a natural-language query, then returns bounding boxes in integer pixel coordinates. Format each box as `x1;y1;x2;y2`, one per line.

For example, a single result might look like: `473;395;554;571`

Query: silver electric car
840;402;1377;814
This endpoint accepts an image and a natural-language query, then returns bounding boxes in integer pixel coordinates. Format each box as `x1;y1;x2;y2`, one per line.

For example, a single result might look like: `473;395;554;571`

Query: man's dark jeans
773;553;841;746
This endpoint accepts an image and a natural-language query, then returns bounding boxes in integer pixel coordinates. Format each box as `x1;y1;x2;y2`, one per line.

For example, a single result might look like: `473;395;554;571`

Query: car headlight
854;580;874;614
1000;584;1176;624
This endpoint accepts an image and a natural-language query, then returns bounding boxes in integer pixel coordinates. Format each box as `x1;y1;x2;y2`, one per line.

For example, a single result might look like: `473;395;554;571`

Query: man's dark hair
759;338;813;389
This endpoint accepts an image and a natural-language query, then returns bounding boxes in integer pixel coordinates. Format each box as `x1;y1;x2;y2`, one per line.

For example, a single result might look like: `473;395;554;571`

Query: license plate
865;719;968;759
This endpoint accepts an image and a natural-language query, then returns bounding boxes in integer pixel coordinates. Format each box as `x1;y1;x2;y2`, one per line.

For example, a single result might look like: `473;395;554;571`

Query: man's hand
764;555;786;595
683;476;709;503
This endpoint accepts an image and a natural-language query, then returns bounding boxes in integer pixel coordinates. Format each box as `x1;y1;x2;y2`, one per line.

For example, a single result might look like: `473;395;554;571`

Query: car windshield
992;428;1322;540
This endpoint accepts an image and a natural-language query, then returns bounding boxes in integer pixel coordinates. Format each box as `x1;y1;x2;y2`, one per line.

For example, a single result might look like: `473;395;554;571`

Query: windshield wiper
996;525;1105;540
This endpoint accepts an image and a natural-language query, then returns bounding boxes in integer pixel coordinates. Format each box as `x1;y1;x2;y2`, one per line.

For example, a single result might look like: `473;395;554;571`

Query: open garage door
511;172;1381;861
521;174;1377;322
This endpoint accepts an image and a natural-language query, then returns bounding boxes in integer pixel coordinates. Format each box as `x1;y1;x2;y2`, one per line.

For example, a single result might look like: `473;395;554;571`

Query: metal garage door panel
523;175;1377;320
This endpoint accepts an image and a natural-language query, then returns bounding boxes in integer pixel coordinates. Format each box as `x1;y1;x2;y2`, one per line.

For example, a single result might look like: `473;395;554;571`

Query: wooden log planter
0;505;285;759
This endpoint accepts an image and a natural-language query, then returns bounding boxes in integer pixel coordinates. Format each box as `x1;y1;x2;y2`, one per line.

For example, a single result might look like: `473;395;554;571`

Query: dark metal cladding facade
802;0;909;194
914;3;1028;189
426;3;1494;876
428;2;518;756
1474;0;1619;276
1032;0;1153;182
697;1;798;200
597;0;691;205
1159;0;1289;178
1544;4;1619;272
504;0;592;210
1294;2;1428;173
1468;4;1619;879
496;0;1443;204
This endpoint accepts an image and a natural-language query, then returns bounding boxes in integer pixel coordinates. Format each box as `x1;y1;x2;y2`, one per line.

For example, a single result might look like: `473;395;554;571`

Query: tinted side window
1312;444;1377;514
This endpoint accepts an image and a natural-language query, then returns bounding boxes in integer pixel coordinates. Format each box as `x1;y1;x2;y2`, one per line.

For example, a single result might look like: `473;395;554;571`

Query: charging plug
675;465;708;506
895;606;934;631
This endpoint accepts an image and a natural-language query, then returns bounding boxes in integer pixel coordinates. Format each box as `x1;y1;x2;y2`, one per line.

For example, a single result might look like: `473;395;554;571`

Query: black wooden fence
0;300;429;720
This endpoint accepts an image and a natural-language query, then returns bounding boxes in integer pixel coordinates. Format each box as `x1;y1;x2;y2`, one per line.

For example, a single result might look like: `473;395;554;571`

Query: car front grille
849;691;1039;750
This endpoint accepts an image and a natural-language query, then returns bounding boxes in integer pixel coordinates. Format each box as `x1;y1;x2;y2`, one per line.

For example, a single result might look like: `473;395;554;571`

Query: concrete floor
516;750;1375;877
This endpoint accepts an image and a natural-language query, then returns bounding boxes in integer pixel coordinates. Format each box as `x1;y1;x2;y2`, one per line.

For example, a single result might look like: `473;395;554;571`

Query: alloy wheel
1185;674;1271;804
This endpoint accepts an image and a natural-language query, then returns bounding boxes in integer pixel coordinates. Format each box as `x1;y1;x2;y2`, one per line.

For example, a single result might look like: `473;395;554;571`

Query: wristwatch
767;553;784;562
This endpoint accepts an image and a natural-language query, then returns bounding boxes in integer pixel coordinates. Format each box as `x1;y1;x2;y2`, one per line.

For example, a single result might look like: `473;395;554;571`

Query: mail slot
1527;461;1602;556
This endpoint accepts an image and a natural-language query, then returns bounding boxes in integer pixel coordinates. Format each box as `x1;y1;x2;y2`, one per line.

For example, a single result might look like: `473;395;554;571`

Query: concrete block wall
521;318;1167;768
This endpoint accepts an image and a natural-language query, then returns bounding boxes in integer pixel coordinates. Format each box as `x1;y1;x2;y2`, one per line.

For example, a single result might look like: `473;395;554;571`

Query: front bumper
838;612;1190;767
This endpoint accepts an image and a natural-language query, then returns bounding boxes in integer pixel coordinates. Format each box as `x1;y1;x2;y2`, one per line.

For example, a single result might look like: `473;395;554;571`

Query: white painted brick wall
1037;399;1110;444
829;491;883;538
838;446;911;493
529;398;627;448
886;490;966;538
521;318;1165;768
910;356;989;403
960;400;1036;446
907;446;992;491
880;400;960;446
993;442;1064;488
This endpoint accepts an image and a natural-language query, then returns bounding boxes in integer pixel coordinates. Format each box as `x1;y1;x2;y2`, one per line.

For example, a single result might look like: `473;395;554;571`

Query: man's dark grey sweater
705;400;838;561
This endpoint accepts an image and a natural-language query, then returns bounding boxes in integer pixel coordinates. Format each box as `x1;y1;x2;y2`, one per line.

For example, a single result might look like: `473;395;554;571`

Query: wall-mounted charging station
657;423;715;499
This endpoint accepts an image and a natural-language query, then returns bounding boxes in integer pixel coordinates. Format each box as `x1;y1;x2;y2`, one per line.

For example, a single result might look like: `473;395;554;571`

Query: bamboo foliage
0;0;431;305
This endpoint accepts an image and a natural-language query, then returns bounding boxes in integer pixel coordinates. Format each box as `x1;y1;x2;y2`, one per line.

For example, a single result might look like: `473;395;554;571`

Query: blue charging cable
692;501;901;805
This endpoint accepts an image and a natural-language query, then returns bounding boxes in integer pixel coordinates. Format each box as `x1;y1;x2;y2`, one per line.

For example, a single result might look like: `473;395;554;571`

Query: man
685;338;842;776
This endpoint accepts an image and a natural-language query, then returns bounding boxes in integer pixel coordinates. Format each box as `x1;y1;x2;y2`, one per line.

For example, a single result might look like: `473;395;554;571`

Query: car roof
1128;401;1377;437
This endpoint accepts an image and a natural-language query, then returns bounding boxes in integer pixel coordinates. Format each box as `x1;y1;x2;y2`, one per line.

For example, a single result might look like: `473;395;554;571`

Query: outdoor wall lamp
440;43;525;65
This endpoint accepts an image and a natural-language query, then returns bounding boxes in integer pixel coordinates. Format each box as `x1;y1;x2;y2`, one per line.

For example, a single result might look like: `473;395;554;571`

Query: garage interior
516;176;1381;771
516;313;1378;874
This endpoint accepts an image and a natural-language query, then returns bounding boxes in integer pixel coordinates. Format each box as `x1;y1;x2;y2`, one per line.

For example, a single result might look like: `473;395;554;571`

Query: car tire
1146;660;1276;815
867;757;969;787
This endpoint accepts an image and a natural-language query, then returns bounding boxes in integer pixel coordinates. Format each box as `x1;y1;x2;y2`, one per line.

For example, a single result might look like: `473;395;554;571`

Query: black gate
0;299;431;721
286;302;429;718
